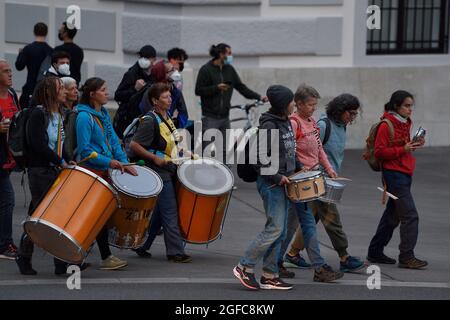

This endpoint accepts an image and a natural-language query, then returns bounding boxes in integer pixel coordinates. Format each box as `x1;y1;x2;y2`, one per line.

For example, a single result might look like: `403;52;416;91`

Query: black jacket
254;112;302;185
26;107;69;168
114;62;154;106
195;60;261;119
0;88;20;174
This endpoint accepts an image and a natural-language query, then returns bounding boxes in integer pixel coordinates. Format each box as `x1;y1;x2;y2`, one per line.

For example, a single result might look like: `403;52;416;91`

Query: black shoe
156;228;163;236
134;248;152;258
54;264;68;276
16;256;37;275
233;265;260;290
279;265;295;279
167;254;192;263
260;276;293;290
367;253;397;264
398;257;428;270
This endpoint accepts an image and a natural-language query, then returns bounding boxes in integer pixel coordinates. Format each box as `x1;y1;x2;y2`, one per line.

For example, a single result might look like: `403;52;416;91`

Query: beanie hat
266;85;294;112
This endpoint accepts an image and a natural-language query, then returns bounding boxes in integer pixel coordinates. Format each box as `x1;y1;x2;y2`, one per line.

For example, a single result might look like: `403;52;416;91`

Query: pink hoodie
289;113;335;176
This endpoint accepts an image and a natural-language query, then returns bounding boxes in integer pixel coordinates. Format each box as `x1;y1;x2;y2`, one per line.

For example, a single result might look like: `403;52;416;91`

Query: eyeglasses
347;110;359;118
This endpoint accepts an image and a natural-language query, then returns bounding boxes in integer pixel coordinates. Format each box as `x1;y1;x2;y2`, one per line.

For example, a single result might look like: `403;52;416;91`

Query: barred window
367;0;450;54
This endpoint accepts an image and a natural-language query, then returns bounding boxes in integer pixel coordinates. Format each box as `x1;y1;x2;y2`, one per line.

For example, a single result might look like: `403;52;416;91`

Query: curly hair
32;76;64;116
326;94;361;122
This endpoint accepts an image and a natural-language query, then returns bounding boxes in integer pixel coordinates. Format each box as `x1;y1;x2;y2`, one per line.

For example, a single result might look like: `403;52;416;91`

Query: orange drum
23;166;119;264
176;158;234;244
107;165;163;249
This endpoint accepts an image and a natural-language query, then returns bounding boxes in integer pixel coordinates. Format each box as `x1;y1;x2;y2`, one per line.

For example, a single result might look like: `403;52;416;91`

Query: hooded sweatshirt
374;111;415;176
76;104;128;170
255;112;302;185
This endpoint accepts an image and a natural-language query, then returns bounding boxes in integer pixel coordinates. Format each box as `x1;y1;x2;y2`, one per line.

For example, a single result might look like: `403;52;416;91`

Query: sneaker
232;265;260;290
260;276;293;290
279;265;295;279
0;245;17;260
100;255;128;270
167;254;192;263
340;256;365;272
283;253;311;269
398;257;428;270
133;248;152;258
367;253;396;265
314;264;344;283
16;256;37;275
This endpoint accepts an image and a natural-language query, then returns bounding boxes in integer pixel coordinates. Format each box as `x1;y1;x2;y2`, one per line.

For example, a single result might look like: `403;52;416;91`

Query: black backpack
113;84;150;139
8;106;46;170
236;127;260;183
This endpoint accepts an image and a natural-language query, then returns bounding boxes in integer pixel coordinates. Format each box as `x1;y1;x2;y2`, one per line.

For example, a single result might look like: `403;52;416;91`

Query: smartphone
412;127;426;143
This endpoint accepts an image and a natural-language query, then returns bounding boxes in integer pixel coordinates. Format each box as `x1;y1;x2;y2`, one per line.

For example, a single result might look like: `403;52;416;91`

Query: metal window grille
367;0;450;54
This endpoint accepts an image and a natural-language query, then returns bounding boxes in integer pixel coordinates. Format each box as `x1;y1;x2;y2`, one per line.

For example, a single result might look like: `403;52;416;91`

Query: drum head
109;166;163;198
325;179;345;187
291;170;322;181
177;158;234;196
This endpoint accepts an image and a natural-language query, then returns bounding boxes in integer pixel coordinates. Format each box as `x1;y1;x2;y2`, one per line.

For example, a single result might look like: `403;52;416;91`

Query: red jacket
374;112;416;176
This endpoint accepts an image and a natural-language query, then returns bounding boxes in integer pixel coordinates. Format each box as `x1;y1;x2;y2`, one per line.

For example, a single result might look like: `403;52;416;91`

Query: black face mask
178;62;184;72
58;32;64;41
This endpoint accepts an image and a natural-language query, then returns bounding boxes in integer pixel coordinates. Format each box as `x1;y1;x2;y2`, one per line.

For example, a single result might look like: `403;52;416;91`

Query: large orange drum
176;158;234;244
107;165;163;249
23;166;119;264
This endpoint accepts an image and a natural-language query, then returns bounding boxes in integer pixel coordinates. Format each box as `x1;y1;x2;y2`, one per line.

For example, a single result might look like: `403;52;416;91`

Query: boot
16;256;37;275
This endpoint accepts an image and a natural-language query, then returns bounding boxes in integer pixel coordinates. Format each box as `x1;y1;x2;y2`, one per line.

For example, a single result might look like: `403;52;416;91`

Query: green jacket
195;60;261;119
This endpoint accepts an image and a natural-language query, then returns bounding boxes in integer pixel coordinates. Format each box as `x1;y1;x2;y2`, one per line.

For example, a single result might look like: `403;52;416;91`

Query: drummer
284;93;364;273
76;77;137;270
15;77;73;275
129;82;192;263
278;84;343;283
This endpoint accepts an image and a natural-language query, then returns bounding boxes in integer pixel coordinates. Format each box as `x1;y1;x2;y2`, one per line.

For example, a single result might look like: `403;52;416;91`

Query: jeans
202;116;231;164
277;206;300;266
368;170;419;262
0;171;14;252
240;177;290;276
140;180;185;256
293;202;325;270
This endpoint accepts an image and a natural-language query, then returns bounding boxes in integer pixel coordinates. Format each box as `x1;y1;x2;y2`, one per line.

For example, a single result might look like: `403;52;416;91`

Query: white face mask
58;63;71;76
169;70;182;82
138;57;151;69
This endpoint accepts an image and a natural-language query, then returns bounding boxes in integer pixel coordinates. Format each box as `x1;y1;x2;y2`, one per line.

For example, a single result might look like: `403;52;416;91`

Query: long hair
33;76;64;116
79;77;106;106
209;43;230;59
326;94;361;122
385;90;414;112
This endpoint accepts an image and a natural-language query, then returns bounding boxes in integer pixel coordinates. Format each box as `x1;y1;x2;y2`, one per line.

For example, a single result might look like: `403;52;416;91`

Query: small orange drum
107;165;163;249
176;158;234;244
23;166;119;264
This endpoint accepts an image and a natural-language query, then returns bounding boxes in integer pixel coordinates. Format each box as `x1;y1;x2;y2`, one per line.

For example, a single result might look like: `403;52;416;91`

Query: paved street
1;148;449;300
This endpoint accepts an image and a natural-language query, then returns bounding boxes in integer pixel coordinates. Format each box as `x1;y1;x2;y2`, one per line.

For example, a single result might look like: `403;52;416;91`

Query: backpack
63;109;79;161
363;118;395;172
7;106;46;170
317;118;332;146
236;127;259;183
123;112;160;159
113;84;150;139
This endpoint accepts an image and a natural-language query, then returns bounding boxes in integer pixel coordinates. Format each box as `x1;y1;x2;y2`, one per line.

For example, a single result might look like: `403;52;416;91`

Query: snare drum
23;166;119;264
176;158;234;244
107;166;163;249
286;171;326;203
319;178;345;204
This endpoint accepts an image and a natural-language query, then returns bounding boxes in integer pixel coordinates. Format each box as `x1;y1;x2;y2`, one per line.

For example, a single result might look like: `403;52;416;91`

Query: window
367;0;450;54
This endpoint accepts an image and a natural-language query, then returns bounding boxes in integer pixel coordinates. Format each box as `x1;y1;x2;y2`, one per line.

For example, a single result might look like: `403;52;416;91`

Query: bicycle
230;100;267;132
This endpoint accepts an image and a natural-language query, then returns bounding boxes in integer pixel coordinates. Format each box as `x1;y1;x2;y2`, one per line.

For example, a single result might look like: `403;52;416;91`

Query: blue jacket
317;113;347;173
76;104;128;170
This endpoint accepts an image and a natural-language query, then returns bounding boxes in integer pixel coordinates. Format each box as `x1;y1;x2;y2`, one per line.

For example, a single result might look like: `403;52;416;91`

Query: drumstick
123;160;145;167
331;177;352;182
76;152;98;165
171;157;192;163
268;168;308;189
377;187;399;200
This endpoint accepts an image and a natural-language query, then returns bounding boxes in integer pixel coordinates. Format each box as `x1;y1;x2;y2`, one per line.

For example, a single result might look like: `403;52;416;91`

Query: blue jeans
140;180;185;256
240;177;290;276
293;202;326;270
368;170;419;262
277;206;299;266
0;171;14;252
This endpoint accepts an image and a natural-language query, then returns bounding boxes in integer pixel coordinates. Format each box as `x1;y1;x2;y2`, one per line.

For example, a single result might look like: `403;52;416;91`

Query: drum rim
177;157;234;196
324;178;345;188
108;166;163;199
69;165;119;198
290;170;323;182
23;217;87;264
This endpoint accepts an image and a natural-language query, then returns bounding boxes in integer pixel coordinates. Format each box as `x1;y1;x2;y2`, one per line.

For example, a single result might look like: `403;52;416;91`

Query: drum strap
92;115;112;153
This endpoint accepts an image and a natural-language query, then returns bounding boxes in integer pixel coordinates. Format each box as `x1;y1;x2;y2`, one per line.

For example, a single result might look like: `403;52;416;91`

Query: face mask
138;57;151;69
169;70;182;82
224;55;233;65
58;63;71;76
